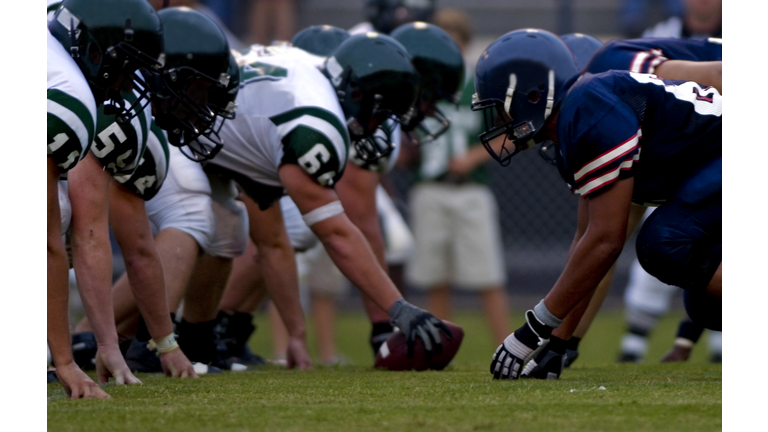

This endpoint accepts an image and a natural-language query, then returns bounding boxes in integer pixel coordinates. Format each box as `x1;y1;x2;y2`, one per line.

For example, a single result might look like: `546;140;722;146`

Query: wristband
148;333;179;354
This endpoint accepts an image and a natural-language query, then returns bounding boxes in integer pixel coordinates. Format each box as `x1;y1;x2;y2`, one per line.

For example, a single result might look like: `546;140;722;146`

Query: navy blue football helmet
472;29;579;166
560;33;603;72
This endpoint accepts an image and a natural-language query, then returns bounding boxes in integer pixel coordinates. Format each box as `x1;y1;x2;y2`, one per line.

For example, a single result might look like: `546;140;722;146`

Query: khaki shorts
406;183;506;290
298;242;348;296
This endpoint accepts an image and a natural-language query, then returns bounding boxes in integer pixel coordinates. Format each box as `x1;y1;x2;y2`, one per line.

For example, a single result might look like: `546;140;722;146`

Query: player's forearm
544;232;624;319
48;239;75;367
71;229;119;346
109;183;174;339
257;240;307;339
313;215;401;312
121;245;173;338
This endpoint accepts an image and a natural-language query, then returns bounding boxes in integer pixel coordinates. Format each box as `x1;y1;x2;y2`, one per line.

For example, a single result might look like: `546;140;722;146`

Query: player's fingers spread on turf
92;384;110;399
114;372;125;385
97;372;108;384
125;372;142;385
180;369;189;378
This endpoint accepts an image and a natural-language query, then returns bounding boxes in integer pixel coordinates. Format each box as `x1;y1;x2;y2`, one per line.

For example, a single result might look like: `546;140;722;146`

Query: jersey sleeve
271;106;350;187
91;93;150;177
47;88;95;173
586;40;669;75
568;103;641;198
113;120;170;201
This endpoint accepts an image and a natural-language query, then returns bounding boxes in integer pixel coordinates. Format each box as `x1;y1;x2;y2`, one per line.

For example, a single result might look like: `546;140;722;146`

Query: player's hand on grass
491;310;552;380
660;344;692;363
56;361;110;399
96;345;142;385
286;336;314;370
160;347;199;378
388;299;452;360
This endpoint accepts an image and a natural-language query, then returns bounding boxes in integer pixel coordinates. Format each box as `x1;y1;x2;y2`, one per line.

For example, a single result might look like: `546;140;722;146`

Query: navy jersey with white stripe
585;37;722;75
555;70;721;205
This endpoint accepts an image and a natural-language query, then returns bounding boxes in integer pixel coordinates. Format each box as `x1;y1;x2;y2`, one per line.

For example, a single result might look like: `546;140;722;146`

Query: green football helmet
48;0;165;121
391;22;464;144
323;32;419;162
291;25;350;57
149;7;231;161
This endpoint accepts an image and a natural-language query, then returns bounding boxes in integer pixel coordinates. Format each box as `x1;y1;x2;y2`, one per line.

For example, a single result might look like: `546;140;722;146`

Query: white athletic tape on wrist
148;333;179;354
533;300;563;328
673;337;695;349
302;201;344;227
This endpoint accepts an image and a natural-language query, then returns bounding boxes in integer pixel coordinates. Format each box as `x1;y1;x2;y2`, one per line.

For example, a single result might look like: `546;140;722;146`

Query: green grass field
47;309;722;432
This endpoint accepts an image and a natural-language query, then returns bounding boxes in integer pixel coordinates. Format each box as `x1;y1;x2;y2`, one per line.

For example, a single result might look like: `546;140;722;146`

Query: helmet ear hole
527;90;540;104
88;43;101;66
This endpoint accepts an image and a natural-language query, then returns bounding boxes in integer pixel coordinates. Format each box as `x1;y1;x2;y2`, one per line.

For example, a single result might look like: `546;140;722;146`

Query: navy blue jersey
585;37;722;75
555;70;721;205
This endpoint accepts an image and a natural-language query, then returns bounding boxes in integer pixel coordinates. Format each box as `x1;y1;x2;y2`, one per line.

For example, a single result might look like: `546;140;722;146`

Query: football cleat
213;311;268;367
125;337;162;373
47;369;59;384
71;332;98;371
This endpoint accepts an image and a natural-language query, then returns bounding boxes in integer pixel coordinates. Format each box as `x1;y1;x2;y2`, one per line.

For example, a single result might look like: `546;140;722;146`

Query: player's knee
636;221;719;293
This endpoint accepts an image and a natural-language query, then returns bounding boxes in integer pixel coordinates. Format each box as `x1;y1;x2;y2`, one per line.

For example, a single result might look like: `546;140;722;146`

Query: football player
474;30;721;380
47;0;165;398
214;24;466;365
527;36;724;377
64;7;234;378
196;32;458;366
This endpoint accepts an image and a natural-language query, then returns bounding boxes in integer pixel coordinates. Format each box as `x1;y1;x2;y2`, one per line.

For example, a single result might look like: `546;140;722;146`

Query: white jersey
113;121;170;200
91;72;154;178
47;26;97;172
206;45;350;209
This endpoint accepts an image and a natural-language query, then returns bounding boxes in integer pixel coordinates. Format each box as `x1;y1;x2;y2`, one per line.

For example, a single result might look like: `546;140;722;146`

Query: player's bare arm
544;178;634;319
655;60;722;94
108;180;198;378
280;164;402;313
240;191;313;370
68;153;141;384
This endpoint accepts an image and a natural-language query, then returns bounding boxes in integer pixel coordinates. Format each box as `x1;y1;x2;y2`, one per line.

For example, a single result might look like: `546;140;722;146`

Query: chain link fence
385;149;639;299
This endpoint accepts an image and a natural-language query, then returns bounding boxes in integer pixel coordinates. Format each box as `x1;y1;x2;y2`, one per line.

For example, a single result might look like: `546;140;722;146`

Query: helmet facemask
51;7;165;123
336;68;415;163
472;64;557;166
150;66;229;160
401;85;456;145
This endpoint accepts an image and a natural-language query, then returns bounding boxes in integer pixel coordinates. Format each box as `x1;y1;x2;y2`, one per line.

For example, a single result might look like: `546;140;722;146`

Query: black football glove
388;299;452;360
521;347;564;379
491;309;553;380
